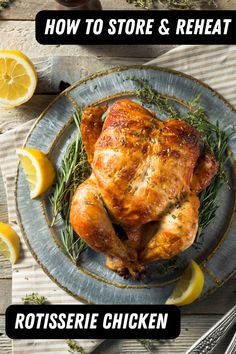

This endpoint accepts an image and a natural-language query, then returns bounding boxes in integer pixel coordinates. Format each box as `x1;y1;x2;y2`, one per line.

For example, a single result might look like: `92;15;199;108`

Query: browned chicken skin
70;99;218;278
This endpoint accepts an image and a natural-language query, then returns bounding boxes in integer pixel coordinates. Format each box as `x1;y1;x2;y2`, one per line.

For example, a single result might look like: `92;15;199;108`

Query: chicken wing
191;153;219;193
80;105;107;163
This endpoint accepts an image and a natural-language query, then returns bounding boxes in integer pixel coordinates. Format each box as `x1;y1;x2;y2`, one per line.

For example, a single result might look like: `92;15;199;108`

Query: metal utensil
186;305;236;354
225;332;236;354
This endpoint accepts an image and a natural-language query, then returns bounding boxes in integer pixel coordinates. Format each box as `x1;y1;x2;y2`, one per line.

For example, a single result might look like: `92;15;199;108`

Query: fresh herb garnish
61;222;87;264
66;339;85;354
137;339;160;353
22;292;48;305
130;77;235;243
49;111;90;263
0;0;12;8
127;0;216;9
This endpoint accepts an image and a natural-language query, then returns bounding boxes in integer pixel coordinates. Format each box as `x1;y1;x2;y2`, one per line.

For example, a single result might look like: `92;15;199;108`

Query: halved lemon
165;260;204;306
16;148;56;199
0;222;20;264
0;50;37;107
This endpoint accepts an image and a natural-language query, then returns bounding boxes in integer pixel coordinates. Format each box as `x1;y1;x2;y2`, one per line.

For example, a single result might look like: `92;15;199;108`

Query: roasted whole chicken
70;99;218;278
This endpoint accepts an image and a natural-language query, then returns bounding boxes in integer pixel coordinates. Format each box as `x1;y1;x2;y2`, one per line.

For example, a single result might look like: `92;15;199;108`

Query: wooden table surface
1;1;236;353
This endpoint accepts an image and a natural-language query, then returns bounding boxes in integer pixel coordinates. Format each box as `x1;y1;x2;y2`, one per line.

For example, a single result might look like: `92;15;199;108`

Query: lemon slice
166;260;204;306
0;222;20;264
0;50;37;107
16;148;56;199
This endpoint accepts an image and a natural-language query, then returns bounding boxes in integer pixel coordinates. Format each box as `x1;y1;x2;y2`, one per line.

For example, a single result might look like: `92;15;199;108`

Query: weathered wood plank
0;0;235;20
0;279;11;314
0;314;235;354
217;0;236;9
0;316;11;354
0;257;11;280
0;21;174;59
93;316;236;353
121;315;236;354
0;0;135;20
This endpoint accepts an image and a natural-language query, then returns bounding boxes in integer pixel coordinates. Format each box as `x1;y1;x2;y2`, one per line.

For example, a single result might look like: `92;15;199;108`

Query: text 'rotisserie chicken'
70;99;218;278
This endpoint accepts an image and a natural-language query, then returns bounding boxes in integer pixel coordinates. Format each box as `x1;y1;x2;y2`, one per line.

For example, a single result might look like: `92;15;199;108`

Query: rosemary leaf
66;339;86;354
22;292;48;305
137;339;160;353
61;223;87;264
130;77;236;243
49;111;90;263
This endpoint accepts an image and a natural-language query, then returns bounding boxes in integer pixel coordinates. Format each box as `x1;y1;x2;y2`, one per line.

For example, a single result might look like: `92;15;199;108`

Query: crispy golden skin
70;99;218;278
80;105;107;164
139;193;200;262
191;153;219;193
92;100;200;226
70;174;144;277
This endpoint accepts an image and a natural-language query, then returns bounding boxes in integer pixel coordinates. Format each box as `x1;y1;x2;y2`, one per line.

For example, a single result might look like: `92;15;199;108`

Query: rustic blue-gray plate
15;66;236;304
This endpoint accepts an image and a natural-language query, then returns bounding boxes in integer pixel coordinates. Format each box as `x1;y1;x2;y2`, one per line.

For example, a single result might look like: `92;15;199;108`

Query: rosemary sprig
61;223;87;264
137;339;160;353
130;77;235;242
127;0;216;10
50;111;90;225
49;111;90;263
131;77;179;118
22;292;48;305
66;340;85;354
0;0;13;8
138;339;172;353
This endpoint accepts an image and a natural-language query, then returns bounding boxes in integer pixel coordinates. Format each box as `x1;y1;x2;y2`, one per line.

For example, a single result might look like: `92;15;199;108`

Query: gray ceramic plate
15;66;236;304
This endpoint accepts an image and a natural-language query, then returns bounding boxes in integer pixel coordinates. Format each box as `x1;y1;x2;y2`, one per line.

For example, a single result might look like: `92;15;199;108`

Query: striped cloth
0;44;236;353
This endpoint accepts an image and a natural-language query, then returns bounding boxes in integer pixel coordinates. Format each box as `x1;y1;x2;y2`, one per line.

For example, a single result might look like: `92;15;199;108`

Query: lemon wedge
166;260;204;306
0;222;20;264
0;50;37;107
16;148;55;199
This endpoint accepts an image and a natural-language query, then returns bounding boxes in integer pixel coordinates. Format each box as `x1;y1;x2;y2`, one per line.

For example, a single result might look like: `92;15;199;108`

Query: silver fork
185;305;236;354
225;332;236;354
